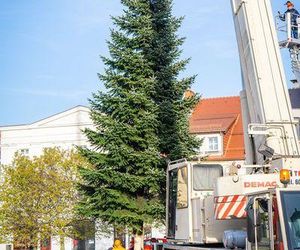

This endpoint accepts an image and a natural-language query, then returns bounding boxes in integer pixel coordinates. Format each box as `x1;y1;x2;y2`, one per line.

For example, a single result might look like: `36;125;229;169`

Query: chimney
184;90;195;99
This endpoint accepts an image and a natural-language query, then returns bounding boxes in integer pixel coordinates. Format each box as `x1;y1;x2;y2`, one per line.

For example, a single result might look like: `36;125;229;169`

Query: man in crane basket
279;1;300;38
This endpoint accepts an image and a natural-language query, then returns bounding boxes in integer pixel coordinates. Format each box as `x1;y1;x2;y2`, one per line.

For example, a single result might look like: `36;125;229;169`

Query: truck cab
245;188;300;250
166;160;246;245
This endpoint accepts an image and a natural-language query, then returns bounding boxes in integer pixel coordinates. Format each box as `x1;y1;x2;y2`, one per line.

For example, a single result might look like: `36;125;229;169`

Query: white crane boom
231;0;299;164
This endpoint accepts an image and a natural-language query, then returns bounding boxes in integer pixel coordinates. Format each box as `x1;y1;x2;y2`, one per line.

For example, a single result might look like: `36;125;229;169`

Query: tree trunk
133;234;143;250
133;225;144;250
59;236;65;250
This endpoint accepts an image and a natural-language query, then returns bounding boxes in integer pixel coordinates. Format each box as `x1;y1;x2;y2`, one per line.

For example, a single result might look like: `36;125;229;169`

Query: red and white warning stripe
214;195;247;220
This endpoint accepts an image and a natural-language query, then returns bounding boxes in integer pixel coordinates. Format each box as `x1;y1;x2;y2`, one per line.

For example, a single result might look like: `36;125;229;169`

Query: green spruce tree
77;0;165;241
78;0;200;245
148;0;200;161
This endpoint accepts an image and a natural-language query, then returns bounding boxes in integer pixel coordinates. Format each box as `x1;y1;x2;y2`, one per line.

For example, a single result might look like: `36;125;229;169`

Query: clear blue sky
0;0;292;125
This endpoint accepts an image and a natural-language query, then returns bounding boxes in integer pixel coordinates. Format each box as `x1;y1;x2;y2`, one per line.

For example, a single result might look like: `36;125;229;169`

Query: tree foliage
148;0;200;161
78;0;164;231
77;0;200;234
0;148;90;248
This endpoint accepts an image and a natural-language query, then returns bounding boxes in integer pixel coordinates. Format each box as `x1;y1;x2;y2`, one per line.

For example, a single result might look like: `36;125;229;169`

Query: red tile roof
190;115;236;133
190;96;245;161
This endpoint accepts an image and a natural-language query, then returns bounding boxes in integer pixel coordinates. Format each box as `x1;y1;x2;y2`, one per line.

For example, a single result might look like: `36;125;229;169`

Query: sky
0;0;292;125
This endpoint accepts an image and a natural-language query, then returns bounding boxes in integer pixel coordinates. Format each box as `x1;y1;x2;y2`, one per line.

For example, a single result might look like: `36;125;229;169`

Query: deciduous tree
0;148;89;249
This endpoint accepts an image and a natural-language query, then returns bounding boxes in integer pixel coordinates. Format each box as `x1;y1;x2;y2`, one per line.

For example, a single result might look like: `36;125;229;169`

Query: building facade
0;106;113;250
189;93;300;176
189;96;245;163
0;106;92;165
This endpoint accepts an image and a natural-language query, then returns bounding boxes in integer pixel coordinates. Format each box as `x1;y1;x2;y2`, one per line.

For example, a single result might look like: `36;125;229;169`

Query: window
280;191;300;250
195;135;222;155
208;136;219;152
177;166;188;209
193;164;223;190
19;148;29;156
168;169;178;238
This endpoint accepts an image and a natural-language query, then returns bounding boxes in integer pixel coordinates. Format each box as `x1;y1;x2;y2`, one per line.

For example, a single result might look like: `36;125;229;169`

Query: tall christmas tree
77;0;165;242
77;0;200;246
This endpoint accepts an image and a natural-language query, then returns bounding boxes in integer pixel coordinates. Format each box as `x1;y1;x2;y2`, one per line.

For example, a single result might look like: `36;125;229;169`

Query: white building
0;106;92;165
0;106;113;250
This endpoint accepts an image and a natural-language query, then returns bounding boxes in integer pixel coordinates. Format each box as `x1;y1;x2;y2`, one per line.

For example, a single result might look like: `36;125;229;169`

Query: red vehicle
144;238;167;250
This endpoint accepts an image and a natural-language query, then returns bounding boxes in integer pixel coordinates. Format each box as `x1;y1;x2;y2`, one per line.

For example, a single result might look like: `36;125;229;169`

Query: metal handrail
275;12;300;39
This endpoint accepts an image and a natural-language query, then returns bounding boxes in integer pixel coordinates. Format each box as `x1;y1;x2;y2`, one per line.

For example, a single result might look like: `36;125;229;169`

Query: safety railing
275;12;300;40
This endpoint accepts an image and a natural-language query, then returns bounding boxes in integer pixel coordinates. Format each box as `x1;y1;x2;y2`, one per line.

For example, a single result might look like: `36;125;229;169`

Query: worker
112;239;125;250
279;1;300;38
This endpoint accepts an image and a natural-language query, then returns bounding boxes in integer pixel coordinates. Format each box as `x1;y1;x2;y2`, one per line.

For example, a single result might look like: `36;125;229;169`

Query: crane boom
231;0;299;164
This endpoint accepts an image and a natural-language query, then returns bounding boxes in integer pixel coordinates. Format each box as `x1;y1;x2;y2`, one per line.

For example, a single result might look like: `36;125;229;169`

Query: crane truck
163;0;300;249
